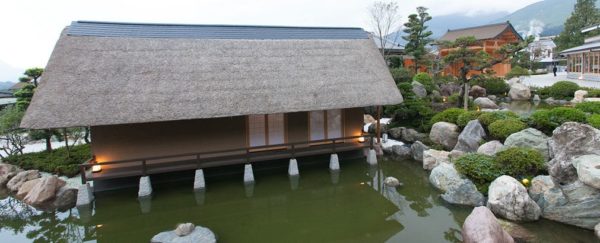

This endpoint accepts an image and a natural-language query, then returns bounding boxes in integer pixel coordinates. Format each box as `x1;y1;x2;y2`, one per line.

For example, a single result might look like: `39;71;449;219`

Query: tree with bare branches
369;1;402;59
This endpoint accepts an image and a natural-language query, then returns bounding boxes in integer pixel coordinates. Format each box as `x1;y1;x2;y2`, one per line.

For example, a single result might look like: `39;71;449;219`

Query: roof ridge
446;21;510;33
74;20;364;30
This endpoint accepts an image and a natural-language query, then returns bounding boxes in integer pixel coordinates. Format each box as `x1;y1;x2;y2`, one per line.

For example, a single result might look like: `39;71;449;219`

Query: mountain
0;60;22;83
495;0;600;36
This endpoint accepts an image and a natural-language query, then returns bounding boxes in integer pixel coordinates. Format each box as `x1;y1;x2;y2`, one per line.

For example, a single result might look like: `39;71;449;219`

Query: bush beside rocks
455;154;501;193
494;147;546;177
488;119;527;141
530;107;587;134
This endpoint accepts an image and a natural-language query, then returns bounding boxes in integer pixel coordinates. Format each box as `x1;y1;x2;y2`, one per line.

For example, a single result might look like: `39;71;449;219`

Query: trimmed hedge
538;81;580;99
430;108;467;125
488;118;527;141
477;111;519;127
494;147;546;177
588;114;600;129
414;72;437;93
575;101;600;114
456;111;482;127
530;107;587;133
455;153;503;193
471;76;510;95
3;144;91;177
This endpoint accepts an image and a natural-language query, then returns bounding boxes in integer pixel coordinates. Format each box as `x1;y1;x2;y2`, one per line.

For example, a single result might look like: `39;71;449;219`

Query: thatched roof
439;22;522;42
21;21;402;129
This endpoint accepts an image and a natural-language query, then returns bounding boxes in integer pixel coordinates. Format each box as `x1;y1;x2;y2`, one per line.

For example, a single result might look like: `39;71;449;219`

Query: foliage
488;118;527;141
583;87;600;97
470;75;510;95
530;107;588;133
386;56;404;69
505;65;530;79
0;106;26;159
455;153;503;193
555;0;600;51
18;77;31;83
587;114;600;128
385;82;434;131
413;72;436;92
447;93;461;104
402;6;433;73
456;111;482;128
13;84;35;111
23;67;44;87
494;147;546;177
477;111;519;127
430;108;467;125
511;50;532;69
542;81;580;99
3;144;90;177
575;101;600;114
390;67;413;84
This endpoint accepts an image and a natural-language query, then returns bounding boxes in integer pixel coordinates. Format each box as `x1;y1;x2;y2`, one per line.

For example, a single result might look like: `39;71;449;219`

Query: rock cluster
429;163;484;206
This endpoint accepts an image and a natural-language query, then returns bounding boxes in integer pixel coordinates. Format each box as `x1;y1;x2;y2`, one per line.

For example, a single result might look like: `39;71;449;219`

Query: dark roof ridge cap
446;22;510;33
72;20;365;31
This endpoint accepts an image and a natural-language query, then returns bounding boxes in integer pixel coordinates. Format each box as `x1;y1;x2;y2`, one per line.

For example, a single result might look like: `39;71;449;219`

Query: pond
0;156;597;242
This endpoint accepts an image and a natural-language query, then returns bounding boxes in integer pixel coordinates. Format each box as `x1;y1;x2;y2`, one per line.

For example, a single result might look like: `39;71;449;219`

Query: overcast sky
1;0;540;72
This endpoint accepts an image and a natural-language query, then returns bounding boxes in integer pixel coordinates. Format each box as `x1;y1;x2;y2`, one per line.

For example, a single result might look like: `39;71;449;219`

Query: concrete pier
138;176;153;198
76;182;94;207
288;159;299;176
243;164;255;184
329;154;340;171
193;169;206;190
367;149;378;165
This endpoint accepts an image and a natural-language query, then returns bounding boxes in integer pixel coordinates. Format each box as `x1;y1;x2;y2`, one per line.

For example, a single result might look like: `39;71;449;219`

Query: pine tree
555;0;600;51
402;6;433;73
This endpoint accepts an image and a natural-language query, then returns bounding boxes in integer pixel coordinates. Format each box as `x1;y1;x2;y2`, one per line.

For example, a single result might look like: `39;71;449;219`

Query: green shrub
530;107;587;133
494;147;546;177
546;81;580;99
588;114;600;129
488;118;527;141
413;72;436;93
3;144;91;177
447;93;461;104
584;88;600;98
390;67;412;84
575;102;600;114
455;153;503;193
506;66;530;79
471;76;510;95
430;108;467;125
477;111;519;127
385;82;434;131
457;111;482;127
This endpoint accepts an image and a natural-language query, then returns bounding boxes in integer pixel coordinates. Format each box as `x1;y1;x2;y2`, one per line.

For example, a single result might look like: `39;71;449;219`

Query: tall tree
440;36;533;110
555;0;600;51
402;6;433;74
368;1;402;59
23;68;44;87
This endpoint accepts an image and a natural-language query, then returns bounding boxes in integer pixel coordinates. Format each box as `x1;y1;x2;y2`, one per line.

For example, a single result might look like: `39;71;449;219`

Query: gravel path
521;72;600;89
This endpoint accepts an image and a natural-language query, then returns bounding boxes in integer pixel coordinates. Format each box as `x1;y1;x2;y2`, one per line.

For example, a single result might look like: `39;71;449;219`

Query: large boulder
528;175;556;203
412;81;427;98
151;225;217;243
24;176;66;206
387;127;404;140
469;85;487;98
422;149;450;170
401;128;427;143
391;145;412;159
7;170;41;192
536;180;600;229
0;163;20;186
429;122;459;150
487;176;541;221
440;83;461;97
548;122;600;184
462;206;514;243
504;128;550;160
477;140;504;156
474;97;498;109
453;120;486;153
52;186;77;211
508;83;531;101
16;178;42;198
572;90;588;103
573;155;600;190
411;141;429;162
430;163;485;206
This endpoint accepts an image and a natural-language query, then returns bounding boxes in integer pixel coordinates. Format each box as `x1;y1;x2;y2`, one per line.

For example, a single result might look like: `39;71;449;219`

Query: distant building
561;24;600;81
438;22;523;77
528;36;560;72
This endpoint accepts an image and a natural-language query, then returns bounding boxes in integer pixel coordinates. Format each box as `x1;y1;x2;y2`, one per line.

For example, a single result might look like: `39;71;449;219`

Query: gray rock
0;163;20;186
52;186;77;211
573;90;588;103
549;122;600;184
573;155;600;190
175;223;195;237
412;81;427;98
487;95;497;101
462;206;515;243
474;97;498;109
429;163;485;206
24;176;66;206
401;128;426;143
7;170;41;192
411;141;429;162
487;176;541;221
544;97;556;104
422;149;450;170
387;127;404;140
469;85;487;98
497;219;536;243
533;94;541;102
508;83;531;101
440;83;461;97
449;149;466;161
504;128;550;160
537;180;600;229
454;120;486;153
507;77;521;86
391;145;411;159
151;226;217;243
528;175;556;203
595;223;600;239
429;122;459;150
477;140;504;156
384;177;402;187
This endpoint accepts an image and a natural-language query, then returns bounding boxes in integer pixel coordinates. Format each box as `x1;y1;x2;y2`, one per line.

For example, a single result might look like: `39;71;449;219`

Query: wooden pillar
376;106;382;144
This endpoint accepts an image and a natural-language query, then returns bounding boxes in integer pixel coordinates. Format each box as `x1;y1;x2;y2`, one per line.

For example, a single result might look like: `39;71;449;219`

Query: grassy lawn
3;144;91;177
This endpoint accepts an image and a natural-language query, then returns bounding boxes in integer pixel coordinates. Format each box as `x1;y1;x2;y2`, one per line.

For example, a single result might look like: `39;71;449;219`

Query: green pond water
0;157;597;243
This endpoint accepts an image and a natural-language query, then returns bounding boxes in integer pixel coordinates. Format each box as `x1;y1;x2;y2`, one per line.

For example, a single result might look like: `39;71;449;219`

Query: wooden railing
79;134;374;184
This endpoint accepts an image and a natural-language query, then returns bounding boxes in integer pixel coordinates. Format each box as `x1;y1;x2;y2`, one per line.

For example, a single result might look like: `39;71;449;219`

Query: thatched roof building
21;21;402;129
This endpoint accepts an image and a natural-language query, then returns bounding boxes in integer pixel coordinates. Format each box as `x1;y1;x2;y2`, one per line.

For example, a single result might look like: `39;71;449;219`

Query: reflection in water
194;189;206;205
289;175;300;190
138;196;152;214
244;182;255;198
330;170;340;184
